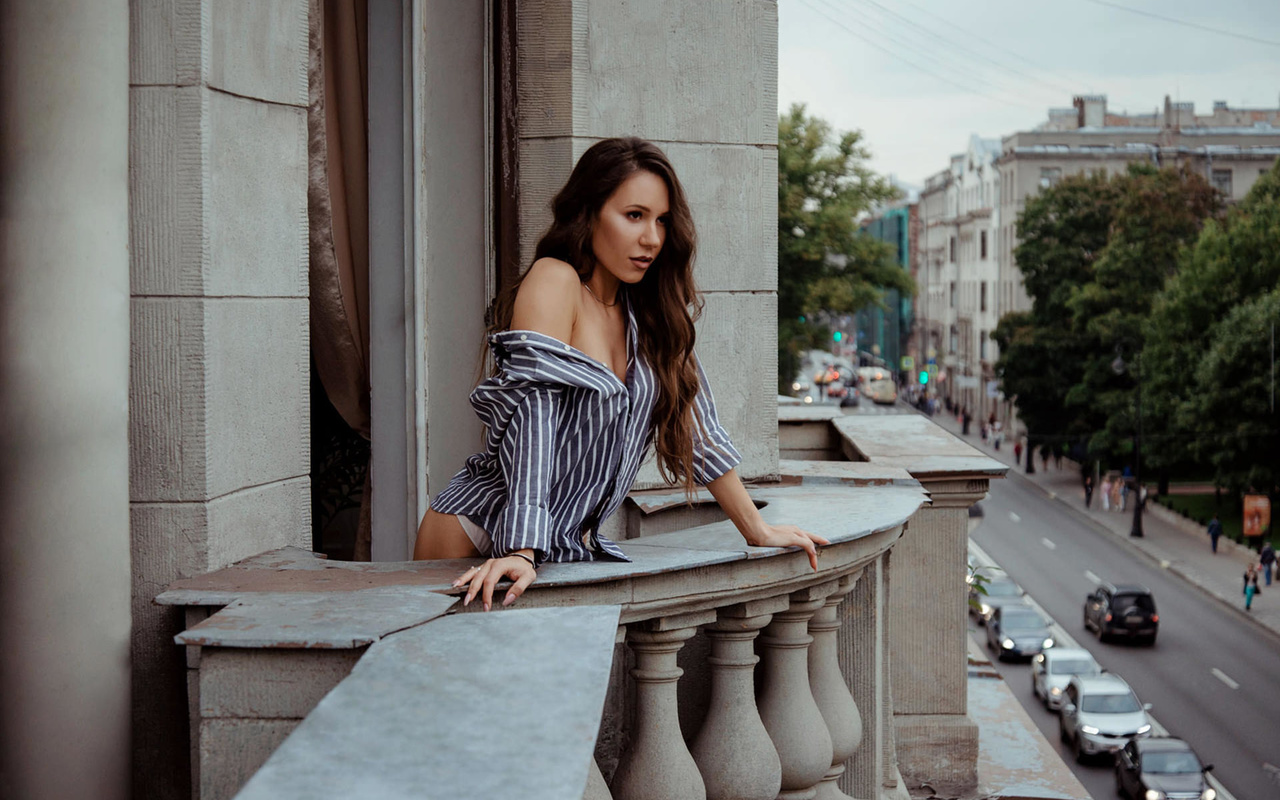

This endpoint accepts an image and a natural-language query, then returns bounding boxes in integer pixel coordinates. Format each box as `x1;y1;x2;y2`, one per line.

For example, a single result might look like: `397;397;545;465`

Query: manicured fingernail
483;602;491;612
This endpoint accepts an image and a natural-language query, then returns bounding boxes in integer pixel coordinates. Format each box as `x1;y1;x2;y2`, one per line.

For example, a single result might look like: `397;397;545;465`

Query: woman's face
591;170;669;285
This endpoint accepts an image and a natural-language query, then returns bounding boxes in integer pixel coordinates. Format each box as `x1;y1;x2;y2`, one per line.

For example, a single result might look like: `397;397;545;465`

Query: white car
1059;674;1152;763
1031;647;1101;711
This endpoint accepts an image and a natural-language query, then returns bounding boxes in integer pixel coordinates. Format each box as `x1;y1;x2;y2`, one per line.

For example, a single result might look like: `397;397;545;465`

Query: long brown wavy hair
487;137;708;494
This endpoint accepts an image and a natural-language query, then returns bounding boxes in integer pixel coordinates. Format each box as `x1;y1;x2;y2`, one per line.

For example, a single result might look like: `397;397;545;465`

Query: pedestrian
1110;478;1122;513
1261;541;1276;586
1041;445;1051;472
1244;565;1260;611
980;423;988;443
962;407;971;436
993;419;1003;451
416;138;826;610
1207;514;1223;554
1120;480;1129;512
1014;439;1023;465
1101;475;1113;512
1054;444;1063;470
1084;475;1094;509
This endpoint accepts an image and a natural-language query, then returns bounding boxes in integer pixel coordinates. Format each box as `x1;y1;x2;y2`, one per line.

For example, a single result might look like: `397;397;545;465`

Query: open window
310;1;514;561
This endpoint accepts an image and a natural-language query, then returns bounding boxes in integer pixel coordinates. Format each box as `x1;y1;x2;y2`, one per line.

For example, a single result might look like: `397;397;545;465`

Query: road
971;475;1280;800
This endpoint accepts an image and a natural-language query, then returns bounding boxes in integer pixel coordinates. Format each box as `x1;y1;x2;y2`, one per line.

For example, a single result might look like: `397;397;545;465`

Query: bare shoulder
511;258;580;342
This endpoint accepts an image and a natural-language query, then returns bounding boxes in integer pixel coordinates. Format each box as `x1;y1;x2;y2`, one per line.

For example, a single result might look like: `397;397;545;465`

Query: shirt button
564;344;572;351
520;334;528;341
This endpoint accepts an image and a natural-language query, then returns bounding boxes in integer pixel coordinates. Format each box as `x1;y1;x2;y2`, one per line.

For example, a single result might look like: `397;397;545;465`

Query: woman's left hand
451;555;537;611
745;524;829;570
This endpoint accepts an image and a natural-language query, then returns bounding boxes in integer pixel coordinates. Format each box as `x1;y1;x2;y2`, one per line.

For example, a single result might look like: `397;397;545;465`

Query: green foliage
995;172;1118;442
999;163;1219;465
777;104;914;390
1186;287;1280;493
1144;160;1280;478
1067;164;1220;461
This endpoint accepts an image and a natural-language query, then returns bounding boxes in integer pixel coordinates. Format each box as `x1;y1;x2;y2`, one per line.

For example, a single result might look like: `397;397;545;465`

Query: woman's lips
630;257;652;270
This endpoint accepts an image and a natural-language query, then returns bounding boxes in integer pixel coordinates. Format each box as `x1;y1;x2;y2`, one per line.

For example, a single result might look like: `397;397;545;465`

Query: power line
844;0;1079;100
818;0;1036;102
1080;0;1280;48
796;0;1023;107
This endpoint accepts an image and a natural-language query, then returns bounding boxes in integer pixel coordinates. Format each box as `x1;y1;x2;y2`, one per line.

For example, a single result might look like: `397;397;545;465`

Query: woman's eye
657;216;668;226
626;210;642;220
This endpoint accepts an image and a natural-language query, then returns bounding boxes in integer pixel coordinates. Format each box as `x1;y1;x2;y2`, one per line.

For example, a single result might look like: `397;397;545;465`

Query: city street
971;475;1280;800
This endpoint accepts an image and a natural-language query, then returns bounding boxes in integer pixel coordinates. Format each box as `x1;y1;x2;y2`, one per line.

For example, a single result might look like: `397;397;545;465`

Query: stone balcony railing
159;462;927;800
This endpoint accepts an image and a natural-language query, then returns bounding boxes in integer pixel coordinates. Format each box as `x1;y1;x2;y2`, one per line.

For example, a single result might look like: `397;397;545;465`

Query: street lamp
1112;349;1144;537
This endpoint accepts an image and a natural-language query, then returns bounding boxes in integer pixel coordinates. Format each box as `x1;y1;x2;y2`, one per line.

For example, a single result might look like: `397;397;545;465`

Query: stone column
690;598;787;800
0;2;131;798
888;479;986;795
515;0;780;485
611;611;717;800
810;572;863;800
128;3;312;795
758;584;838;800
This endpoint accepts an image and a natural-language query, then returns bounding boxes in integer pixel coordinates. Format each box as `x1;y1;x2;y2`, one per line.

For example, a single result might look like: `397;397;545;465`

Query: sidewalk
924;408;1280;640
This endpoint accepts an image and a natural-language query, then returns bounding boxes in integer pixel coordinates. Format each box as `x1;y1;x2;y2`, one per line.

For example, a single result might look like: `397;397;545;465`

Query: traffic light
832;331;843;343
919;370;929;385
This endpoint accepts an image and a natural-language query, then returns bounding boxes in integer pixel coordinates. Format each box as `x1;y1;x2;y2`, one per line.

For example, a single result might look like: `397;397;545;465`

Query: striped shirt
431;294;741;564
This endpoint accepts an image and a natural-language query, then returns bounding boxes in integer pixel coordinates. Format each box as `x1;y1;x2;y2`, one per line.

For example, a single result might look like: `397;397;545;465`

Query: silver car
1059;674;1152;763
1031;647;1101;711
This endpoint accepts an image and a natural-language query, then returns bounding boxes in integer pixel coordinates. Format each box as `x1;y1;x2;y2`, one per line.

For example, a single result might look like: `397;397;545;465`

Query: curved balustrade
159;473;925;800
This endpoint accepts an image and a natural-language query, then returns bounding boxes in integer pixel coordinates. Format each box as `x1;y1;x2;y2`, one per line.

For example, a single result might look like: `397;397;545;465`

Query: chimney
1073;94;1107;128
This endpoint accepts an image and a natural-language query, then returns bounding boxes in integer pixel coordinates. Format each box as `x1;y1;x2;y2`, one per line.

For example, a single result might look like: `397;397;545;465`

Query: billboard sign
1244;495;1271;538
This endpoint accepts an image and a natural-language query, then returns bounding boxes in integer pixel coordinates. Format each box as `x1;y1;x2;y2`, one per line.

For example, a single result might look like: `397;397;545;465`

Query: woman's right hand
451;552;538;611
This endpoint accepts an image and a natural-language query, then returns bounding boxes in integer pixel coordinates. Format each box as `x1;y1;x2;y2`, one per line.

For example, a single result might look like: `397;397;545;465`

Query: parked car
1059;674;1152;763
1031;647;1102;711
969;574;1025;625
1083;582;1159;645
985;604;1054;661
1115;737;1215;800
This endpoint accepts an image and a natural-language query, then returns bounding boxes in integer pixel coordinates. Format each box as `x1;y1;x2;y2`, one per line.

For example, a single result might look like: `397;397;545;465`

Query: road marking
1211;668;1240;690
970;543;1241;800
1009;512;1021;523
1041;537;1056;550
1048;491;1057;500
1159;559;1171;569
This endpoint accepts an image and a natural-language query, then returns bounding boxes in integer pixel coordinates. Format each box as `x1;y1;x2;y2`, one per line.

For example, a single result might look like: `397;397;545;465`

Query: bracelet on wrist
509;552;536;570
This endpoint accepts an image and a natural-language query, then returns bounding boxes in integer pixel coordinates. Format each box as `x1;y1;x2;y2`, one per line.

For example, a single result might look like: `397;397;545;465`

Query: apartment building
917;135;1002;422
917;95;1280;429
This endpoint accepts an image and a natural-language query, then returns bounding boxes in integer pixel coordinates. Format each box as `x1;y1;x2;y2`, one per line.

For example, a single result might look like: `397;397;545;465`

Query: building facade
917;96;1280;432
857;202;918;380
917;136;1002;423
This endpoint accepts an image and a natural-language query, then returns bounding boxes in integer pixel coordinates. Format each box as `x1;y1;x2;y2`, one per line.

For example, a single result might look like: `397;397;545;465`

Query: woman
413;138;827;611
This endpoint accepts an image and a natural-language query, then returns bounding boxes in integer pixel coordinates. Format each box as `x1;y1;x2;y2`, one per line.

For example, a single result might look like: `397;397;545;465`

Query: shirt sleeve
690;352;742;485
493;385;561;561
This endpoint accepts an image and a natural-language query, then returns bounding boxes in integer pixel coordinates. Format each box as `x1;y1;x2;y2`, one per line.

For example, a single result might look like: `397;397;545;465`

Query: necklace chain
583;281;619;308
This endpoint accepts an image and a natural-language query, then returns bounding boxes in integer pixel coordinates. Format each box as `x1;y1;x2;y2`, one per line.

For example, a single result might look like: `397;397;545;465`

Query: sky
778;0;1280;188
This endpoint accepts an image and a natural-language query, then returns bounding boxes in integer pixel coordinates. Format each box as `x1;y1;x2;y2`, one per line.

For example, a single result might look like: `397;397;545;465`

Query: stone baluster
611;611;716;800
809;572;864;800
690;598;787;800
757;583;839;800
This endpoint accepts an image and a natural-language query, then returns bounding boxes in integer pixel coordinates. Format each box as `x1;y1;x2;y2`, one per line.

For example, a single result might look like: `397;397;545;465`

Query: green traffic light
833;331;843;342
919;371;929;385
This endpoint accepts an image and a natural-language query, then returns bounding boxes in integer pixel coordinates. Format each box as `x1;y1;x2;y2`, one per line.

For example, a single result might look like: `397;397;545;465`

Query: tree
1065;164;1219;463
777;104;913;391
1187;287;1280;494
1145;159;1280;481
994;172;1118;448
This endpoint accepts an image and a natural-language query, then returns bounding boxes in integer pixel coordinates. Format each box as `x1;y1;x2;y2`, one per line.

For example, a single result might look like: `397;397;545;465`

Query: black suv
1083;582;1158;645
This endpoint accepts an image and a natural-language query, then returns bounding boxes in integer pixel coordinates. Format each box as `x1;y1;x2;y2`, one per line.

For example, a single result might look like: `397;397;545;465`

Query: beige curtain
308;0;372;558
